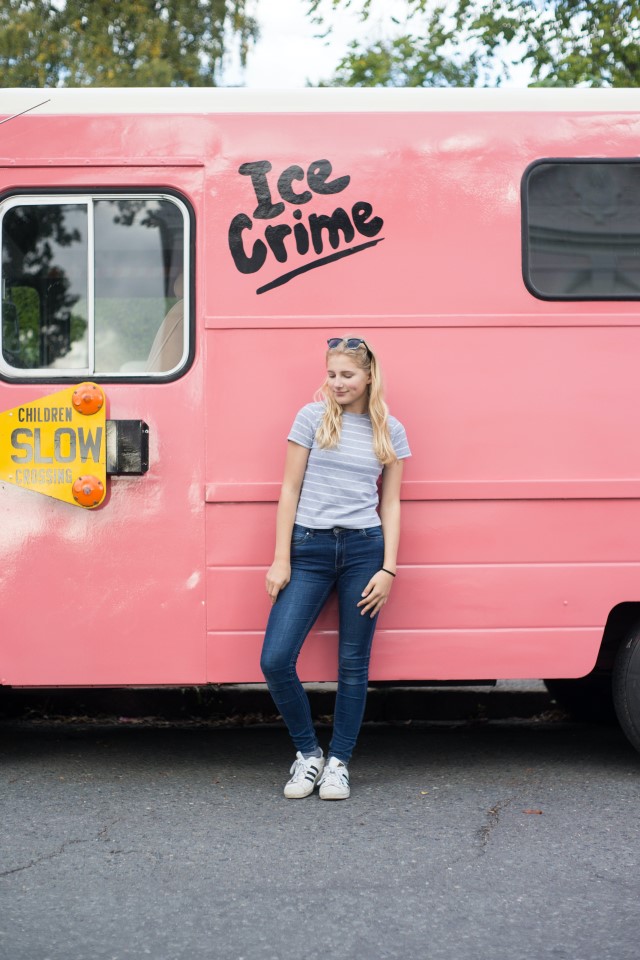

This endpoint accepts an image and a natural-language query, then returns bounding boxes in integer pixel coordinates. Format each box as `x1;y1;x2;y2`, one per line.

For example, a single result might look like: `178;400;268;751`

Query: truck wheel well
596;602;640;673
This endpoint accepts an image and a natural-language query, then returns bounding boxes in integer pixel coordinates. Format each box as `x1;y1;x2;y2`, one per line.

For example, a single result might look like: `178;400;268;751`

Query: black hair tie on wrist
381;567;396;578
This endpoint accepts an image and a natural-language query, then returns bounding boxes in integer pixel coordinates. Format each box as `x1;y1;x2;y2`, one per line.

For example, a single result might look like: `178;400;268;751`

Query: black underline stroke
256;237;385;295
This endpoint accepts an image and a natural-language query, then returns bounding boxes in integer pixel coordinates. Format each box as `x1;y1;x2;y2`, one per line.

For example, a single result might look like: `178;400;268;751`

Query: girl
260;337;410;800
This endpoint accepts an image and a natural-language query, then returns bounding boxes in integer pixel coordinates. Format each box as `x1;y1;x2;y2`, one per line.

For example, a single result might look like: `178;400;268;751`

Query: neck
342;400;368;415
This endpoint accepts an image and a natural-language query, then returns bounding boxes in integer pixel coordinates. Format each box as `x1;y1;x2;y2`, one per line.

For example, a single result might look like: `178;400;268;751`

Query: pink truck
1;88;640;751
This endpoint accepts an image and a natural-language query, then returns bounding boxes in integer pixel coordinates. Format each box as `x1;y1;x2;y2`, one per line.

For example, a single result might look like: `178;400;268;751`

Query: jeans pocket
361;526;383;540
291;525;312;545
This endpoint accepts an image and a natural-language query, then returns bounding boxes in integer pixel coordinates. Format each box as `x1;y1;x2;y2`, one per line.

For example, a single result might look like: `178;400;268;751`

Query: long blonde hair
314;337;397;465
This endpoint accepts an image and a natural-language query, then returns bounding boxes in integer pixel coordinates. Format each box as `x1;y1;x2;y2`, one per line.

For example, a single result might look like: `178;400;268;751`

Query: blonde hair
314;337;397;465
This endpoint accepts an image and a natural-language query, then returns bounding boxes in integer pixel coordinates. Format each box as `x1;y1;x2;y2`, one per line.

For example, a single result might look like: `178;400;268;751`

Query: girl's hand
357;570;394;618
266;560;291;604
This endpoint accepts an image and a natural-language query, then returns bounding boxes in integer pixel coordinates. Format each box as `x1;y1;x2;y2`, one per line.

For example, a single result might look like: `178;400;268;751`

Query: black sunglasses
327;337;371;356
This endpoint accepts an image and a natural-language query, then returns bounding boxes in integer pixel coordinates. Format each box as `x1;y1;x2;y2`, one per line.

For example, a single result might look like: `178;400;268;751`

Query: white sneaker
283;752;325;799
318;756;350;800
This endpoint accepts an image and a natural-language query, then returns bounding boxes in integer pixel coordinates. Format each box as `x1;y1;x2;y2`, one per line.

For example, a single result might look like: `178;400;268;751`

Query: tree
307;0;640;87
308;1;489;86
0;0;258;87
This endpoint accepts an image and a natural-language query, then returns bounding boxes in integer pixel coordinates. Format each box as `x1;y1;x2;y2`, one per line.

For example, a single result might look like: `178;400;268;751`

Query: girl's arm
379;458;404;575
357;458;404;618
265;441;310;604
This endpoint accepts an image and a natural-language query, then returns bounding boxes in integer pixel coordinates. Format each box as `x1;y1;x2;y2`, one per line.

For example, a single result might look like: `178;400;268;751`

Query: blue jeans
260;524;385;765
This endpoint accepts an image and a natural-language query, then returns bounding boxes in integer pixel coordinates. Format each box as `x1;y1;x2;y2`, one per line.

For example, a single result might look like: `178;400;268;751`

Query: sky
221;0;390;88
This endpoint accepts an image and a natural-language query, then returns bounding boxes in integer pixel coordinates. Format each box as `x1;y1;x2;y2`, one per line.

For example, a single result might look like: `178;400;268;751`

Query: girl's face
326;353;371;414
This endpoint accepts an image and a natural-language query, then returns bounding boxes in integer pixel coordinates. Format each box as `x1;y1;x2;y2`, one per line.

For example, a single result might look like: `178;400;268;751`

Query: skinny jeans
260;524;385;765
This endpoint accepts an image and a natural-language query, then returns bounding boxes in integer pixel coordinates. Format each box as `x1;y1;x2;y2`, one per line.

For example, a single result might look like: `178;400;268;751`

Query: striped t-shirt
287;402;411;529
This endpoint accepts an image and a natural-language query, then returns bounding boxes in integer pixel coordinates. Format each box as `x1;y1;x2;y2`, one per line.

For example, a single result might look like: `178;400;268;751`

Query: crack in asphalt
476;797;514;854
0;822;116;878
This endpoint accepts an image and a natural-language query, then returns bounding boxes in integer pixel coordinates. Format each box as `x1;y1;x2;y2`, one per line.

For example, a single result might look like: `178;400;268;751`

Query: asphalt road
1;714;639;960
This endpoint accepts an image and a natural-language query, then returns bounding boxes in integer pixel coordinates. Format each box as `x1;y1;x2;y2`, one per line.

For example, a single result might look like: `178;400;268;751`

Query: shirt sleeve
287;404;319;449
390;419;411;459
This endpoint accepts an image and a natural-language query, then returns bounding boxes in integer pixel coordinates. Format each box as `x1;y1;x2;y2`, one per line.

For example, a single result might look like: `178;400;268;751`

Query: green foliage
511;0;640;87
327;6;483;86
0;0;258;87
308;0;640;87
2;288;40;368
329;35;478;87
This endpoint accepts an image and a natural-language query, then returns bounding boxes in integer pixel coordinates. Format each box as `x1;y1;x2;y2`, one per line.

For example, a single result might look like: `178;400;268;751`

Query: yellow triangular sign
0;383;107;508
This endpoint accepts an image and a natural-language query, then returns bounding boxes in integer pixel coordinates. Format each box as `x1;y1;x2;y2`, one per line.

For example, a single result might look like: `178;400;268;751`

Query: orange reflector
72;383;105;416
72;475;105;507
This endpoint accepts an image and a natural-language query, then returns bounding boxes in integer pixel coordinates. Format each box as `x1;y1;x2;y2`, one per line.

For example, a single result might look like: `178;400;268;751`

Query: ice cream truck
2;87;640;752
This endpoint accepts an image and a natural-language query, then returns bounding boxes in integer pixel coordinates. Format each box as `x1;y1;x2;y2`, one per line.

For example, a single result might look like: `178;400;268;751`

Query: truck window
0;193;190;379
523;160;640;300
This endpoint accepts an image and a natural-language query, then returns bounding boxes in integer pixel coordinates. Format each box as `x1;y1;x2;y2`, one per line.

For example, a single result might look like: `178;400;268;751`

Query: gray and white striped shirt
288;402;411;529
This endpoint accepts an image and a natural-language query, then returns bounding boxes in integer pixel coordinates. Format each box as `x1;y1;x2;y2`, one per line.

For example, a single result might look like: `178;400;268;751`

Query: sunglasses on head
327;337;371;356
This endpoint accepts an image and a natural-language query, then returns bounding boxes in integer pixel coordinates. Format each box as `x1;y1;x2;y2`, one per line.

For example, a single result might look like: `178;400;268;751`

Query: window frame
521;157;640;302
0;187;195;383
